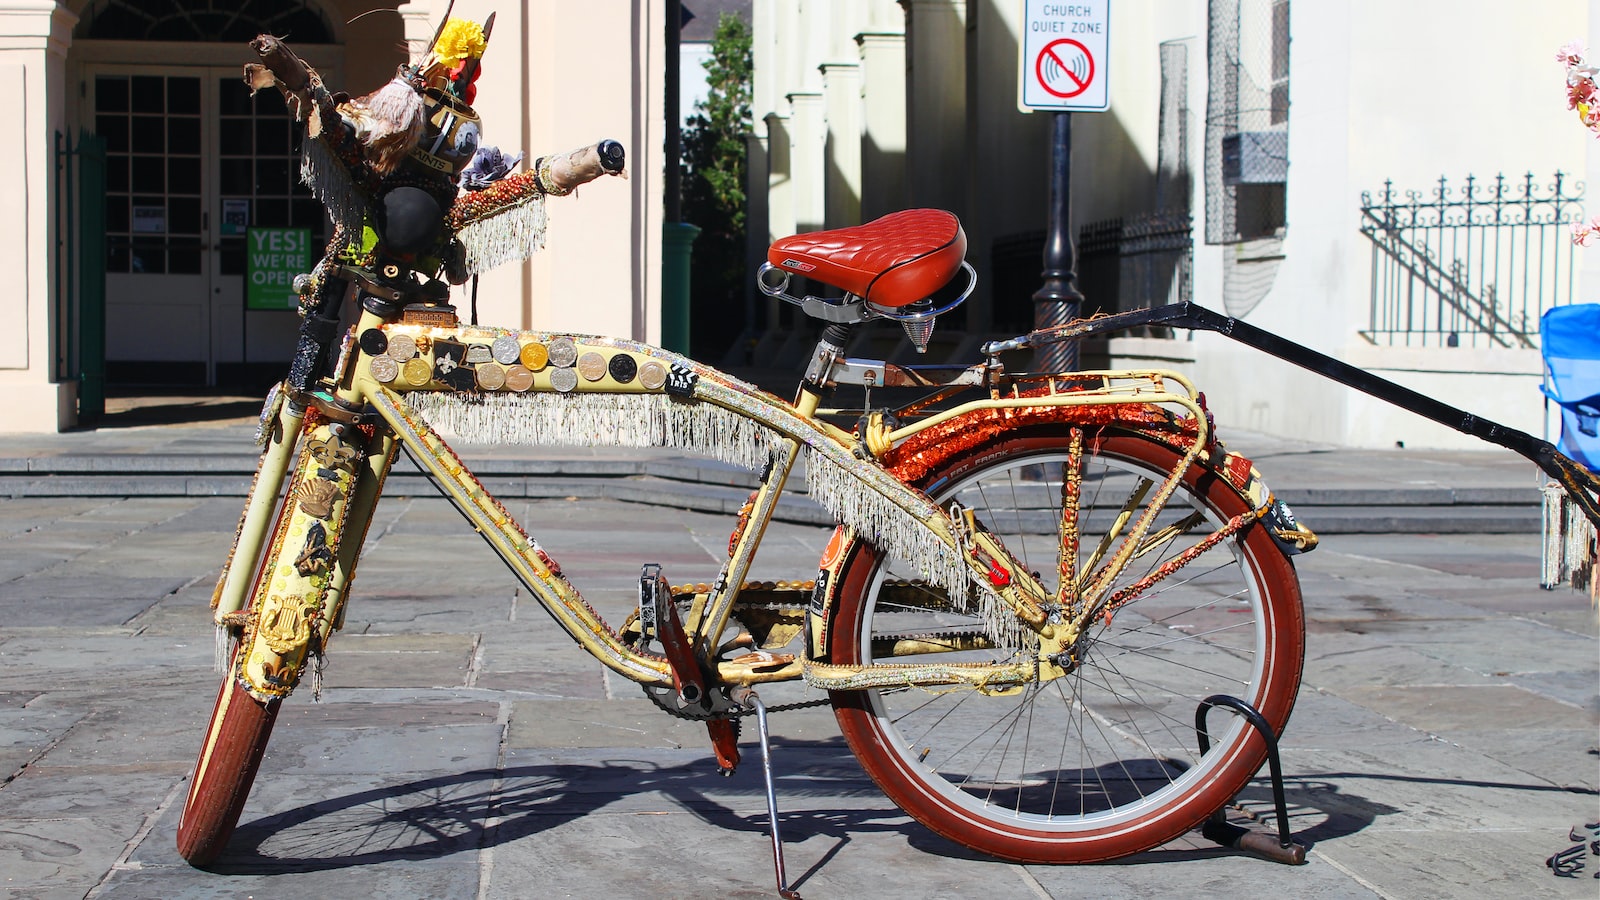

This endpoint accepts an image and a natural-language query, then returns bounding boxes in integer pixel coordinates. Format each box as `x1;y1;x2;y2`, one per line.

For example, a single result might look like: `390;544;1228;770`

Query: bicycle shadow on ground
203;741;1589;878
208;738;921;878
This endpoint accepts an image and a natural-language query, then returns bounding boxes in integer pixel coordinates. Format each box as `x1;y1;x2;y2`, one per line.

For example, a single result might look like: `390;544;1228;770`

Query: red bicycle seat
767;209;966;308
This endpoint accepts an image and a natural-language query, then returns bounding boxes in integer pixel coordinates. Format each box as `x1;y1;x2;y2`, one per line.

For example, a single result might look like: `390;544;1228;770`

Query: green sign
246;227;312;310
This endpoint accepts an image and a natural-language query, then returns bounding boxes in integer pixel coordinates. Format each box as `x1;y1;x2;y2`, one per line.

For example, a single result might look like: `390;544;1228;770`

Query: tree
681;13;752;359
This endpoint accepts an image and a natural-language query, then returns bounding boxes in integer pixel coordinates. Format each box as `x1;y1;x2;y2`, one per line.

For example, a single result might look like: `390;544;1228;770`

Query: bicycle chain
639;683;832;721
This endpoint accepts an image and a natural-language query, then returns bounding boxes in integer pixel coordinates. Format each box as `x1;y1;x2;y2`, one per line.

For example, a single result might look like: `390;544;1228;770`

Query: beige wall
404;0;662;343
0;1;76;431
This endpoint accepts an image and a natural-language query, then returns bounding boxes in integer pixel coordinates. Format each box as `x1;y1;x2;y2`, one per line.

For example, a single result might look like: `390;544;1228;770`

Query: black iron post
665;0;683;224
1032;111;1085;372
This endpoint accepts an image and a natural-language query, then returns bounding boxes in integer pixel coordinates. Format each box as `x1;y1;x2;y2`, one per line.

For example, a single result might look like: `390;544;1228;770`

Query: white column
857;29;907;220
820;61;861;228
0;1;76;431
787;92;826;232
900;0;965;215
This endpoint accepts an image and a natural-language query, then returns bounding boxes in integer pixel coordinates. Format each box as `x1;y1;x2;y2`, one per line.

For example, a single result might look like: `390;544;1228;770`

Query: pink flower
1558;39;1586;65
1573;216;1600;246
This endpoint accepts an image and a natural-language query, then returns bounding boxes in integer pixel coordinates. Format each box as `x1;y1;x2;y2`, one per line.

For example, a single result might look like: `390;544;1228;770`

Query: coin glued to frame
520;341;549;370
358;328;388;356
402;356;433;386
386;333;418;361
547;337;578;368
503;364;534;391
476;362;507;391
549;366;579;393
608;353;638;384
492;335;522;365
576;351;608;382
368;354;400;383
639;360;668;390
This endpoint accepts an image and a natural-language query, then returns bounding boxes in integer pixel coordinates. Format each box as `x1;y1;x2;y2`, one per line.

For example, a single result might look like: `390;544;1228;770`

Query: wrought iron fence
1359;172;1584;348
1077;210;1193;335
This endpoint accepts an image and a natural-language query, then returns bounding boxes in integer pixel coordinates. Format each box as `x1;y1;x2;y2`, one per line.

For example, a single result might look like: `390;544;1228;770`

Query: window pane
255;198;288;227
131;116;164;153
96;115;129;153
219;120;252;156
168;116;200;152
169;197;201;234
95;76;129;113
131;156;164;193
292;198;325;230
168;157;200;195
169;246;201;274
131;76;164;113
168;78;200;115
106;157;129;193
257;119;290;156
105;196;129;233
218;78;253;116
219;237;245;276
220;158;252;194
130;246;164;274
256;158;291;194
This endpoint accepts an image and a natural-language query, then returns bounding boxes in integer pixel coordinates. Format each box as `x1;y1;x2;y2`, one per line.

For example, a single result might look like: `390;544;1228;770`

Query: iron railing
1077;210;1193;336
1359;172;1584;348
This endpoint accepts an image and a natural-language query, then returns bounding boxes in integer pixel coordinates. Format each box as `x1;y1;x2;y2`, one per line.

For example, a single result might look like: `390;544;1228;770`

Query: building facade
1;0;667;431
751;0;1597;449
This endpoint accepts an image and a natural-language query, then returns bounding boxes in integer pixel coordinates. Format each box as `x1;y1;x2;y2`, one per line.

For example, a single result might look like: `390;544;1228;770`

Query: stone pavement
0;399;1596;899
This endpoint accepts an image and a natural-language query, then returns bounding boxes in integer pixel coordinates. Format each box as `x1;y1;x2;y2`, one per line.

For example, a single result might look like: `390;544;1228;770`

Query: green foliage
681;13;753;356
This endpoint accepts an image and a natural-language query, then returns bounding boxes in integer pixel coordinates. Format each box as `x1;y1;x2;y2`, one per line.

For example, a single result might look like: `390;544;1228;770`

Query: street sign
1019;1;1110;112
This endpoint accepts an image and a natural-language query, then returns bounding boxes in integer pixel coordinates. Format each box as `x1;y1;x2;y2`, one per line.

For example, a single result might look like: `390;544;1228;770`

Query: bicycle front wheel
831;425;1304;862
176;650;280;867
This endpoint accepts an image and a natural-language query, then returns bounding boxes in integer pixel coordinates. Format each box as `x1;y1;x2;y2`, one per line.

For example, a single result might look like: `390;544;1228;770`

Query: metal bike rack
1194;694;1308;865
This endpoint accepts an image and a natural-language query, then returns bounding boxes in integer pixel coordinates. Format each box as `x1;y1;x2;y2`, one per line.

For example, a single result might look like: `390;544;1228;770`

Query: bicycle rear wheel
176;649;280;867
831;425;1304;862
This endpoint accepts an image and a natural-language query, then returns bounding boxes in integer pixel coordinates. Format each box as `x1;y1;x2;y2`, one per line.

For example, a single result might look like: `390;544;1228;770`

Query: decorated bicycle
177;16;1600;897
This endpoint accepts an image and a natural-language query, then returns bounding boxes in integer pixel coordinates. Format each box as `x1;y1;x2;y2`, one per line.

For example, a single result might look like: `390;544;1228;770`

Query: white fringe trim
1542;481;1597;595
457;195;548;275
804;452;1021;650
405;391;780;472
301;141;366;238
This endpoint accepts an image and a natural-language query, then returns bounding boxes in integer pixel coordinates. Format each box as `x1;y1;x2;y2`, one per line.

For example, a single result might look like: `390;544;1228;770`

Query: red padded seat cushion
767;209;966;308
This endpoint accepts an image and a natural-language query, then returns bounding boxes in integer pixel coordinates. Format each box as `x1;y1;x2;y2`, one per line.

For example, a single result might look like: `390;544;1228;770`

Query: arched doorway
72;0;340;388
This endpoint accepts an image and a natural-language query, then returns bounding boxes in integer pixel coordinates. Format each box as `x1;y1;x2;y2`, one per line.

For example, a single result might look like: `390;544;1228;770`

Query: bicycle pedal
641;564;710;708
707;718;740;774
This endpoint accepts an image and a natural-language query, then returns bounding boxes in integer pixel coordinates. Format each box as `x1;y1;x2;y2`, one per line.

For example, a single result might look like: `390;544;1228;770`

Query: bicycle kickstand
734;688;802;899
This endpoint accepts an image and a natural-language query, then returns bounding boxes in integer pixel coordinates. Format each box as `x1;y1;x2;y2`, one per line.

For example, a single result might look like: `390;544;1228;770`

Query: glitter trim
406;391;781;473
454;192;548;274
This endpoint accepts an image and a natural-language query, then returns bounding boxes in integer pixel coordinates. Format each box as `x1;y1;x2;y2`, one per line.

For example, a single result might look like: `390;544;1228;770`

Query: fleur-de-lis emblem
307;434;359;472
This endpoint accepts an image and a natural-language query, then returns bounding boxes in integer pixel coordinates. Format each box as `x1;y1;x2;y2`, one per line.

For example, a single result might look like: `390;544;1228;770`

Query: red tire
830;426;1305;862
176;655;280;867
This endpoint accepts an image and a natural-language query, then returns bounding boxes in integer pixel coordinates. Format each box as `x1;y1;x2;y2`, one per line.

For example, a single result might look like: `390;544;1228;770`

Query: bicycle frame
210;302;1266;707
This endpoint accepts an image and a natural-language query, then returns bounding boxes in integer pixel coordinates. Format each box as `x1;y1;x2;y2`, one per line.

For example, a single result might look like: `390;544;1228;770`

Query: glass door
94;66;328;387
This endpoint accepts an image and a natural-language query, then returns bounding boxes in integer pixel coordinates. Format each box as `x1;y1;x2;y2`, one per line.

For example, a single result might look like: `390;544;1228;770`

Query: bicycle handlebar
535;140;627;195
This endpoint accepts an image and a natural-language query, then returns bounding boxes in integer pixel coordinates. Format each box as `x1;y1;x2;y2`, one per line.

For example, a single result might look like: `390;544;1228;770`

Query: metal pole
665;0;683;224
1032;111;1085;372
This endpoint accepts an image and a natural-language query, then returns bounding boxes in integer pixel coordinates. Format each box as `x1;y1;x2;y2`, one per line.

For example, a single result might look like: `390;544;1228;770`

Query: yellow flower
433;19;486;66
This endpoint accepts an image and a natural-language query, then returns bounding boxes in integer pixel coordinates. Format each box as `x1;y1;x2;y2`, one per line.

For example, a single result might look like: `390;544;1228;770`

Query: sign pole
1033;110;1083;372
